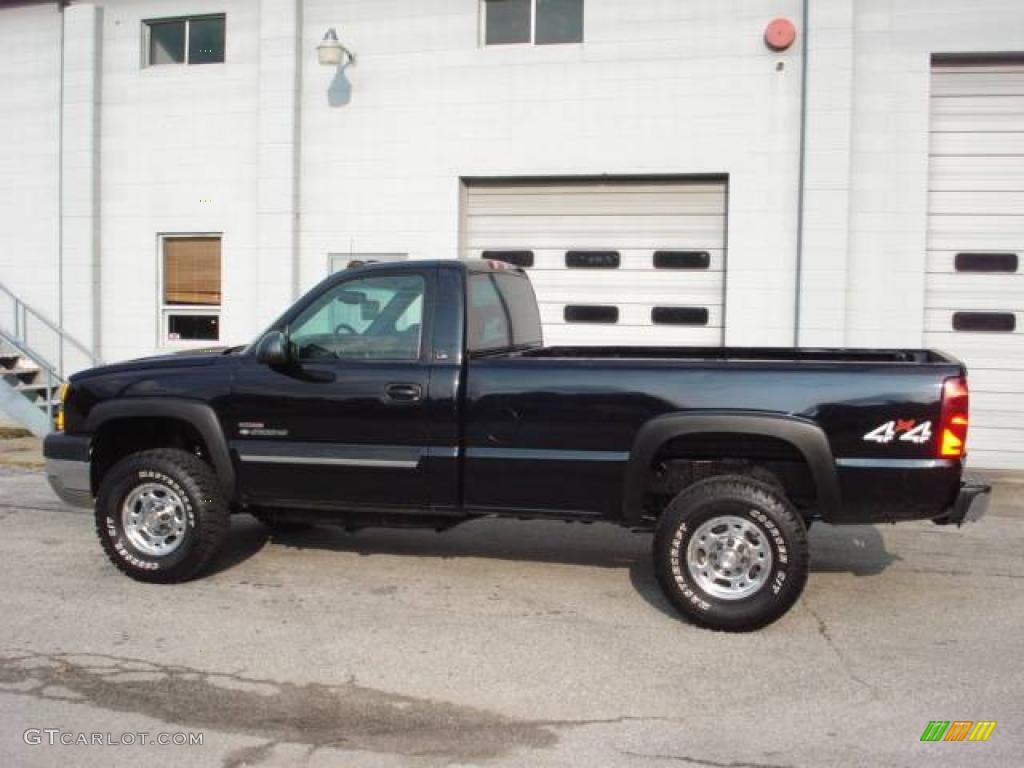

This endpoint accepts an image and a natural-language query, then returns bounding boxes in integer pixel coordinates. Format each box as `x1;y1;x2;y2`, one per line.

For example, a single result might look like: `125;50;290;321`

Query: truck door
227;267;436;511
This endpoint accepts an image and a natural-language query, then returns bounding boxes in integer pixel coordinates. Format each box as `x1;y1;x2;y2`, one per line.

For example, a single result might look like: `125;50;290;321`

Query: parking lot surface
0;466;1021;767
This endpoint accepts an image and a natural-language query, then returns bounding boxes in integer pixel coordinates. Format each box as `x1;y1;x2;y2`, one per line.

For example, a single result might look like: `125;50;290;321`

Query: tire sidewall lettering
106;468;197;571
749;508;788;565
669;522;712;611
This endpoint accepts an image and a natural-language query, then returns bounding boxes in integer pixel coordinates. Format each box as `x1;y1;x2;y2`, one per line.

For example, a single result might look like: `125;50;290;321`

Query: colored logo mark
920;721;996;742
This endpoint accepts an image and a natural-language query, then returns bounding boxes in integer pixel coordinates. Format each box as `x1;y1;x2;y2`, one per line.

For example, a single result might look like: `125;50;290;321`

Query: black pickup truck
44;259;990;631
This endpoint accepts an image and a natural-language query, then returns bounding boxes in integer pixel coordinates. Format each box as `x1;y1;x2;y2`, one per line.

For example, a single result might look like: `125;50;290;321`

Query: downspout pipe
793;0;809;348
57;0;66;375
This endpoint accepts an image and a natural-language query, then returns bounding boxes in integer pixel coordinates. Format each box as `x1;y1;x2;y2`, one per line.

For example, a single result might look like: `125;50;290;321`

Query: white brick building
0;0;1022;466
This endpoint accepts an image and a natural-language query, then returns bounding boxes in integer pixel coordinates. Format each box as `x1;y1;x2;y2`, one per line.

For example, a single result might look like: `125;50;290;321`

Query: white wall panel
845;0;1024;349
300;0;803;346
926;60;1024;469
3;0;1024;413
0;4;61;323
96;0;260;361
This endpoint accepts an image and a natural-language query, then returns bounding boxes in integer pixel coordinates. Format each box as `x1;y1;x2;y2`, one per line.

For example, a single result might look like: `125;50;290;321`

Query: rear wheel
653;475;809;632
95;449;229;583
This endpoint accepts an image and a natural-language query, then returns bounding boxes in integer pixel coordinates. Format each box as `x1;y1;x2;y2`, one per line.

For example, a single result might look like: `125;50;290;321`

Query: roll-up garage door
927;59;1024;469
462;178;727;346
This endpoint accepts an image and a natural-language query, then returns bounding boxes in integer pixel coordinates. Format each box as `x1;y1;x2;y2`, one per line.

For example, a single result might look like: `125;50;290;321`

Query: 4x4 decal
864;419;933;445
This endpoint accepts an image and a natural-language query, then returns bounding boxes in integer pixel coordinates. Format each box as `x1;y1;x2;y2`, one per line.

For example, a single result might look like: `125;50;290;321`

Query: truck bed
464;345;966;524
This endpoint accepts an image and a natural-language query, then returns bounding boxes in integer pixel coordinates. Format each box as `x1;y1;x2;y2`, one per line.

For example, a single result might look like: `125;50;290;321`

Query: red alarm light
765;18;797;52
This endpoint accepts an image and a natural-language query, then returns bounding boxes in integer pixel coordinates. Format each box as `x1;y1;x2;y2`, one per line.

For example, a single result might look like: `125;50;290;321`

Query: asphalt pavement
1;466;1022;767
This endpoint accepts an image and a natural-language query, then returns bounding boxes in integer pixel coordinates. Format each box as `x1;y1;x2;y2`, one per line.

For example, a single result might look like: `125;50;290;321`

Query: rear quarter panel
463;357;965;522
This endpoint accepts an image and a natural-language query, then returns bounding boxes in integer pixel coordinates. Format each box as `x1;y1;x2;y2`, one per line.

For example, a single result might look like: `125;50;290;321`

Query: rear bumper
43;433;93;508
934;473;991;526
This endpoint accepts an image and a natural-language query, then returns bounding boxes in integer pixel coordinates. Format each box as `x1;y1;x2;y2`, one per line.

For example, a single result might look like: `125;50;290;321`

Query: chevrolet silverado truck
44;259;990;631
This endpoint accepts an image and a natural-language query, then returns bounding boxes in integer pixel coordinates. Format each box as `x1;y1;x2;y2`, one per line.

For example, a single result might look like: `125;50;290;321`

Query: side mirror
255;331;291;366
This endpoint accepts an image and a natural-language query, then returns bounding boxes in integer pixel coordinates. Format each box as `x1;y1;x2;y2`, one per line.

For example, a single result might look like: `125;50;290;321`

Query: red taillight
938;376;969;459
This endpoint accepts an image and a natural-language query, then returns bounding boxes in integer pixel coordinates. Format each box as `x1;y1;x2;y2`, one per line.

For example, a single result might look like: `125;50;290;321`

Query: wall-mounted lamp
317;28;355;67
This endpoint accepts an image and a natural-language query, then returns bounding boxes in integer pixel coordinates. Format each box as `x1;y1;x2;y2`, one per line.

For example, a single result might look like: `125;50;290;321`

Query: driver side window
289;274;425;361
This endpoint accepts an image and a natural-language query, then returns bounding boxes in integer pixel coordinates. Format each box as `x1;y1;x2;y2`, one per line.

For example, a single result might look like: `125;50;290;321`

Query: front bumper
43;433;93;508
934;473;990;526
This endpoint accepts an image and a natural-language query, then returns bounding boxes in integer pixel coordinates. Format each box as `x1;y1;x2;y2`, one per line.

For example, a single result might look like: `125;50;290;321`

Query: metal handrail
0;328;59;377
0;328;58;433
0;281;99;378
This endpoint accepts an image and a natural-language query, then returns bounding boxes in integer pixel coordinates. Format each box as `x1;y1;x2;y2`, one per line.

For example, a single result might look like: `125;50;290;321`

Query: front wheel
95;449;229;583
653;475;809;632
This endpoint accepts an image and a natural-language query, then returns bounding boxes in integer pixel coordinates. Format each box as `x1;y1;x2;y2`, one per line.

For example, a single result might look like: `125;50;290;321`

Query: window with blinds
164;237;221;305
161;235;221;342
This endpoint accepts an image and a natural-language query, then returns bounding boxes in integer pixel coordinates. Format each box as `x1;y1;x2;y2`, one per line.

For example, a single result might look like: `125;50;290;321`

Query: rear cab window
467;272;542;354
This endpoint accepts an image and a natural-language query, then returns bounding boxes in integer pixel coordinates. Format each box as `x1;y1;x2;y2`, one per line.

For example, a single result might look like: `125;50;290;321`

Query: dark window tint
536;0;584;44
566;251;620;269
954;252;1018;273
952;312;1016;332
496;274;543;346
149;20;186;65
168;314;219;341
564;305;618;323
654;251;711;270
468;274;511;352
652;307;709;326
482;250;534;268
189;16;226;64
468;273;542;352
484;0;531;45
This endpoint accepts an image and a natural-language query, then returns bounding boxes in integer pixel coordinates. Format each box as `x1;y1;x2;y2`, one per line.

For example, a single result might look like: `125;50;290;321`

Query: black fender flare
85;398;235;499
622;410;841;524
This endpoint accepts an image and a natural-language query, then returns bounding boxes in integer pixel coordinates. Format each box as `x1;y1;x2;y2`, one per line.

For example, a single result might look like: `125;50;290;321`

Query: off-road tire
653;475;809;632
95;449;229;583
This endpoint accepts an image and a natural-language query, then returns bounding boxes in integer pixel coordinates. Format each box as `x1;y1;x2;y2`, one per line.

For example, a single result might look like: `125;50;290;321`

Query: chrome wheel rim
122;482;188;557
686;515;773;600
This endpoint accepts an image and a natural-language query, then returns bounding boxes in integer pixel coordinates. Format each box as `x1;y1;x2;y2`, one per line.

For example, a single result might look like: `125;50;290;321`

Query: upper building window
145;15;225;66
483;0;583;46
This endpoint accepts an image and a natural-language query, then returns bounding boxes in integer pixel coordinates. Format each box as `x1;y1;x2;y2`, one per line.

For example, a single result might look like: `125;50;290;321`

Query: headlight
54;383;69;432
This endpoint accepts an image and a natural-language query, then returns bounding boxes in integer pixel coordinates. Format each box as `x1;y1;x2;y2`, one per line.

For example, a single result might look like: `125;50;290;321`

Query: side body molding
622;410;842;524
85;399;236;499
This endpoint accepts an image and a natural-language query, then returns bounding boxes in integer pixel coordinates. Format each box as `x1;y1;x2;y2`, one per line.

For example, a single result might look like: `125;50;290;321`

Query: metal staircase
0;283;100;437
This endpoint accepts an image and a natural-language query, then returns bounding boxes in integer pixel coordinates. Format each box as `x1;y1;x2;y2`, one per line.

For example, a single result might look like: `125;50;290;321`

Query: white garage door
927;59;1024;469
463;179;727;346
